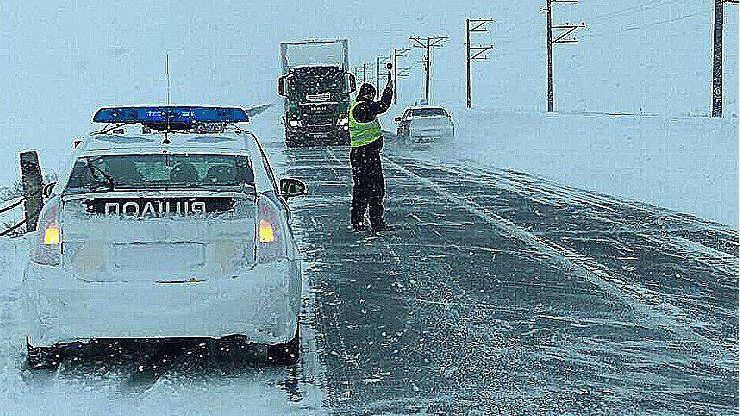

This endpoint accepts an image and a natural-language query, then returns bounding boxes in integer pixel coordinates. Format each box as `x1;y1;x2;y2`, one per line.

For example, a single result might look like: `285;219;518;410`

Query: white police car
395;106;455;145
23;106;306;367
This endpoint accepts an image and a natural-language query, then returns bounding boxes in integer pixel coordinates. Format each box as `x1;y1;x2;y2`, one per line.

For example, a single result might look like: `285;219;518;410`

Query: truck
278;39;356;147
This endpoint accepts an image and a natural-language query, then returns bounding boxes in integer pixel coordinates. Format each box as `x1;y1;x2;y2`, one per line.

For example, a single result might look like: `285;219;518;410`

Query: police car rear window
65;154;254;193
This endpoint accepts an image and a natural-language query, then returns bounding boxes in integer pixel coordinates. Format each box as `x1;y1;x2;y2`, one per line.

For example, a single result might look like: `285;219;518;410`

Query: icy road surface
1;145;737;415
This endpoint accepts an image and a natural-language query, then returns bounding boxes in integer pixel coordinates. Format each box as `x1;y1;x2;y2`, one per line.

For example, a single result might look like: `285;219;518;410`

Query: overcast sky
0;0;737;182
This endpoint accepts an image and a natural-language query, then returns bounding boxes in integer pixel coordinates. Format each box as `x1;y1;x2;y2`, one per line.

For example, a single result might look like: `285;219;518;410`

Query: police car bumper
22;259;301;347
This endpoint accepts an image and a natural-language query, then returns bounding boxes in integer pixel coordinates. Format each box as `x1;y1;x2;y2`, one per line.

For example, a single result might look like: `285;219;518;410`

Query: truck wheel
266;324;300;365
337;129;350;146
26;339;60;370
285;129;299;148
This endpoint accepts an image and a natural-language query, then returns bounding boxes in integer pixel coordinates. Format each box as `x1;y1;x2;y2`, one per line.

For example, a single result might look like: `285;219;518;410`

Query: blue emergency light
92;106;249;124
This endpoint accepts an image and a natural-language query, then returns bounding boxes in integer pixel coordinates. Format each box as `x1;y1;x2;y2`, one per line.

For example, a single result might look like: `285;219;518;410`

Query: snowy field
401;110;739;228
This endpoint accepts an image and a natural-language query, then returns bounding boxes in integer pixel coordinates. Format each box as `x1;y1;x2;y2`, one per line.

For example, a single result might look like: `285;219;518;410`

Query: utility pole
466;18;495;109
712;0;738;117
165;52;171;105
363;63;368;83
393;47;411;104
376;56;381;93
410;35;447;103
545;0;585;112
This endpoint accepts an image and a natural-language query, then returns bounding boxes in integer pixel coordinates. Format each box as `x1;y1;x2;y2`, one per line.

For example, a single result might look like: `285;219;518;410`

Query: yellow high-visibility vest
349;101;382;148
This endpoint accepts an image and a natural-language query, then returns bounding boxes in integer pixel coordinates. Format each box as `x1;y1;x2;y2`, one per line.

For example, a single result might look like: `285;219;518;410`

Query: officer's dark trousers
350;146;385;227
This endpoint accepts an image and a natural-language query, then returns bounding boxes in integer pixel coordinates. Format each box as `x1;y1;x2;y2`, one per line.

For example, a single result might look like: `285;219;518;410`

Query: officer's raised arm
377;80;393;113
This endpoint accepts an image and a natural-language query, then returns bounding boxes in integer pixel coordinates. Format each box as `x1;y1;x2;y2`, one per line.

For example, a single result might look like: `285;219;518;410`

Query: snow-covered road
1;144;737;415
279;145;737;414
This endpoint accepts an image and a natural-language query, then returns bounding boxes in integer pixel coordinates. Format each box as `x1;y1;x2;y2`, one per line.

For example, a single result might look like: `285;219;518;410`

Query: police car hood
59;189;257;282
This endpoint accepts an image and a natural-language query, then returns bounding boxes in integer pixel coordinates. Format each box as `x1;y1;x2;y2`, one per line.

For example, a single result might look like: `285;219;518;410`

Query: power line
588;0;684;24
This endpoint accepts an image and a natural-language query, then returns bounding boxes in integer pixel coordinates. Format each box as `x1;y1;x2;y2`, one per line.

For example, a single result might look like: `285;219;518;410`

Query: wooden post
20;151;43;232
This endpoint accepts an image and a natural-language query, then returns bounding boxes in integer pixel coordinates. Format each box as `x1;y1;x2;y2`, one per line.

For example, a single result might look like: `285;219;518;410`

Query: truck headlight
337;117;349;126
288;120;302;127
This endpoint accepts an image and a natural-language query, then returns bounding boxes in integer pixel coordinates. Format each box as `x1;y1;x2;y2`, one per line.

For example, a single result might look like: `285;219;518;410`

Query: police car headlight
288;120;302;127
337;117;349;126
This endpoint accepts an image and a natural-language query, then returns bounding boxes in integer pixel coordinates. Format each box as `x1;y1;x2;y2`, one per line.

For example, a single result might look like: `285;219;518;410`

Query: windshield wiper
85;159;115;191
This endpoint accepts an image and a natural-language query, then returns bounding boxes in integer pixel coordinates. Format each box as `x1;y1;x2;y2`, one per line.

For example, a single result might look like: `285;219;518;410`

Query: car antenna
163;52;171;145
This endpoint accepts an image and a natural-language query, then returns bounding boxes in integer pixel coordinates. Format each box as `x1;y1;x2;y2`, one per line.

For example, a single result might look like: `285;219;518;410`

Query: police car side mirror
394;116;402;122
280;178;307;199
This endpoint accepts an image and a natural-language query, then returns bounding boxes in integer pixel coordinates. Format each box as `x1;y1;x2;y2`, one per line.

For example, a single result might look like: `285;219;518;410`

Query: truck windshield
291;67;345;95
413;108;448;117
65;154;255;194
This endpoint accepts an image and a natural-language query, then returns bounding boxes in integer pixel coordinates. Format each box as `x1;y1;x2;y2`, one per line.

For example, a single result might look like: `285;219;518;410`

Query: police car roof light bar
92;106;249;125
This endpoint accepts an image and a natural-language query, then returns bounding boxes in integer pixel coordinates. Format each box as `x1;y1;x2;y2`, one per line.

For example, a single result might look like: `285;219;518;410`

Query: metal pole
466;19;472;108
166;53;171;105
546;0;554;112
376;56;381;93
393;48;398;104
363;63;367;83
711;0;724;117
425;39;431;102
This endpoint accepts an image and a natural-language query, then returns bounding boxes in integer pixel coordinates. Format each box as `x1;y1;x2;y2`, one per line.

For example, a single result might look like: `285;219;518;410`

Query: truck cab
278;40;356;147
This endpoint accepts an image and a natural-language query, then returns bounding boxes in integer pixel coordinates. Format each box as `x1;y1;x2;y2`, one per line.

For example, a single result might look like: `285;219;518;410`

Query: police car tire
285;130;300;148
266;324;300;365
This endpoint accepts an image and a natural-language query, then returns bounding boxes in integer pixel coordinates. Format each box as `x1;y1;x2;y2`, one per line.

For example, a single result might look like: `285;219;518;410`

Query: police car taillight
256;196;286;263
31;202;61;266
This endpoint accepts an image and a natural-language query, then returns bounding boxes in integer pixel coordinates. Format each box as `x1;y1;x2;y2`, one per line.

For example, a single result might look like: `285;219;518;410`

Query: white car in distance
395;106;455;145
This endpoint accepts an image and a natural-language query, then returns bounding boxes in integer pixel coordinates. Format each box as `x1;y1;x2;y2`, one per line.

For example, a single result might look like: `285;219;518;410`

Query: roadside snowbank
393;110;738;228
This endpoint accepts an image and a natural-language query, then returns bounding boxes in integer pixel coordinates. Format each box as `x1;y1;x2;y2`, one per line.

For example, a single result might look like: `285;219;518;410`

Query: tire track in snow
383;155;735;368
427;159;738;262
401;157;738;321
287;147;353;410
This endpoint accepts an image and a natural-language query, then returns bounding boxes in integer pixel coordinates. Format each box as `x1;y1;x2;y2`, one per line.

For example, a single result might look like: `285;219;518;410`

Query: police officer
349;68;393;232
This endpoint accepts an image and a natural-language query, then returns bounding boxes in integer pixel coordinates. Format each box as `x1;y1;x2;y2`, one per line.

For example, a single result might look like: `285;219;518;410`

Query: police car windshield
412;108;447;117
65;154;255;193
